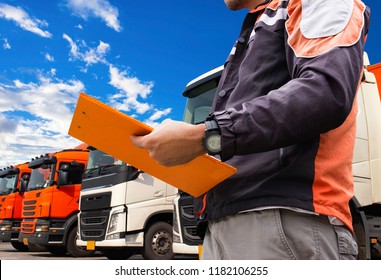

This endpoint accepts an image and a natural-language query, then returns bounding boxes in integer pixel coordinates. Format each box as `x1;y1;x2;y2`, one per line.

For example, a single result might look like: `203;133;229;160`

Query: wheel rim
74;233;86;252
151;230;172;256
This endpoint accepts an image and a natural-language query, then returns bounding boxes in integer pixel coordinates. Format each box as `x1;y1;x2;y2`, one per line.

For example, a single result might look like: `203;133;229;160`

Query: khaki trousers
202;208;358;260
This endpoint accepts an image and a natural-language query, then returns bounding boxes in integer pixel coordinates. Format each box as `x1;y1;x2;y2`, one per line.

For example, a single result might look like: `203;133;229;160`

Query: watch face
206;134;221;152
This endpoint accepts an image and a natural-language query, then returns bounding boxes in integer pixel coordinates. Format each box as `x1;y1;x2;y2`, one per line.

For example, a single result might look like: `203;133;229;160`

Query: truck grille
184;226;200;241
79;209;110;241
21;199;37;233
81;216;107;225
21;220;35;234
23;200;37;217
178;194;202;245
82;230;105;238
181;205;195;219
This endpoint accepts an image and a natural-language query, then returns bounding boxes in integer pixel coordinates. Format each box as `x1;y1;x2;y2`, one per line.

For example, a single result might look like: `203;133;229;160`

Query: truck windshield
28;165;53;190
0;175;17;195
183;87;216;125
86;149;123;172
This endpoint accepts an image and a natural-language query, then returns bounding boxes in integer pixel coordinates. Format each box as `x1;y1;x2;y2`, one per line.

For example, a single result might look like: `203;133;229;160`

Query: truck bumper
19;218;69;246
18;232;32;245
0;220;21;242
0;230;12;241
173;241;199;255
0;220;12;241
23;232;63;246
77;231;144;248
18;230;64;246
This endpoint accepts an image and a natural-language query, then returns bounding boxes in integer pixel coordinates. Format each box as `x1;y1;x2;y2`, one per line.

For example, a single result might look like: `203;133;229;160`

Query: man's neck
247;0;271;10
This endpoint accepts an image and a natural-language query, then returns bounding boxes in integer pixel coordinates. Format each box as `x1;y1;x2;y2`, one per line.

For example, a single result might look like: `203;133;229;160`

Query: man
131;0;370;259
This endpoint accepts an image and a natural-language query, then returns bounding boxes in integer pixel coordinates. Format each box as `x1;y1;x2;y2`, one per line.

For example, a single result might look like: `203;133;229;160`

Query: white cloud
45;53;54;62
84;41;110;65
107;65;172;126
108;65;153;114
145;108;172;128
0;73;85;167
0;113;16;134
0;3;52;38
149;108;172;122
66;0;121;32
2;38;10;49
0;64;173;167
62;33;110;69
62;33;79;57
61;35;172;129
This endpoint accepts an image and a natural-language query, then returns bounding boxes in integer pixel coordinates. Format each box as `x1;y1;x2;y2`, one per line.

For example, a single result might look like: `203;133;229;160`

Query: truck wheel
101;248;134;260
46;245;67;256
66;226;96;257
142;221;174;260
11;241;29;252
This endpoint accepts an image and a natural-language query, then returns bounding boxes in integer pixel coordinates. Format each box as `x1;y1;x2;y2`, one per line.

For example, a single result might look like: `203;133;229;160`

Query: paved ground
0;241;198;260
0;241;106;260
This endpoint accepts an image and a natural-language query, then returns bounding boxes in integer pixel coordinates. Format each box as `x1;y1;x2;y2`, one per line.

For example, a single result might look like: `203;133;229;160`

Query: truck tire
142;221;174;260
101;248;134;260
66;226;95;257
11;241;29;252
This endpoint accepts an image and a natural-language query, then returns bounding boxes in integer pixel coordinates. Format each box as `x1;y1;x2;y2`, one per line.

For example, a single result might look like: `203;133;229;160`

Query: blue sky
0;0;380;167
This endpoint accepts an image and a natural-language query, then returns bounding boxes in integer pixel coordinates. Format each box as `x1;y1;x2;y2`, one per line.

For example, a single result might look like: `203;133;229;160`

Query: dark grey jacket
196;0;370;232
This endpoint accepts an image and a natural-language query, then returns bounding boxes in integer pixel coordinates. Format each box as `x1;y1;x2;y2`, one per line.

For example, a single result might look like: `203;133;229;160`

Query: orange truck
17;147;93;257
368;62;381;100
0;163;31;251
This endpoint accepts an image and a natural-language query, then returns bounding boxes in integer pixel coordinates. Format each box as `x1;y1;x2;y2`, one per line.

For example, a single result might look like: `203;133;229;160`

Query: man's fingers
130;135;145;149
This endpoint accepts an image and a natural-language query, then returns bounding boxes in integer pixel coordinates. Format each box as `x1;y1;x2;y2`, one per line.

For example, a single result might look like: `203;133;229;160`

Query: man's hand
131;119;206;167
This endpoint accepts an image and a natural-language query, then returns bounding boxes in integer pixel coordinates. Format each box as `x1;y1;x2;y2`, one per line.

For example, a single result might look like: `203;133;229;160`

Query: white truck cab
77;147;177;260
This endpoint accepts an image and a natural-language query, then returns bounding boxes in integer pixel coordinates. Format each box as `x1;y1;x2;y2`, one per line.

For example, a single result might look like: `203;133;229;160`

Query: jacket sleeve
216;0;370;161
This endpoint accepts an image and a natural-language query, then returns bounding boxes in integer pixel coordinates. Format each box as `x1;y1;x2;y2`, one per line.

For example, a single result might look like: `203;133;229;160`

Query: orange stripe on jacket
312;86;360;233
286;0;366;58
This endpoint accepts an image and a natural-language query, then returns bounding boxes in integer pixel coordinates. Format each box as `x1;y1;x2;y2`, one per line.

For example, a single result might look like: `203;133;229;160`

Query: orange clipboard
68;92;236;197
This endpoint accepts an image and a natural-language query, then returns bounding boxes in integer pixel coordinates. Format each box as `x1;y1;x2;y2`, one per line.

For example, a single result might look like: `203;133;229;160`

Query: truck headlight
106;233;120;240
35;225;49;232
107;210;125;233
0;225;11;231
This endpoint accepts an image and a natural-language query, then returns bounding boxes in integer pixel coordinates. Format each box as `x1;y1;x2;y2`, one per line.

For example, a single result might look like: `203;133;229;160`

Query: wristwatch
202;116;222;155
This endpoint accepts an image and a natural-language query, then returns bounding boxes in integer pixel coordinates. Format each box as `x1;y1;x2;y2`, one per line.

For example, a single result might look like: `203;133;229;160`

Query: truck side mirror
57;163;70;187
57;170;70;187
19;179;28;193
57;161;84;187
19;173;30;193
127;165;141;181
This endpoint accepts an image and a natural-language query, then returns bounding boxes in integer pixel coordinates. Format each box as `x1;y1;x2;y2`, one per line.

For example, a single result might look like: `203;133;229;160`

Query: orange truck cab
0;163;31;251
368;62;381;101
17;148;93;257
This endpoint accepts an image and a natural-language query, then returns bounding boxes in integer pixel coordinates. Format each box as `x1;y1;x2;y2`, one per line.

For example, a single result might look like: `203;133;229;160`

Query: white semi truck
173;54;381;259
76;146;177;260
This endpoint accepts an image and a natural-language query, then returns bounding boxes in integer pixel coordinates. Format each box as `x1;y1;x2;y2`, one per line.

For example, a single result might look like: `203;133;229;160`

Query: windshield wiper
99;164;116;172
